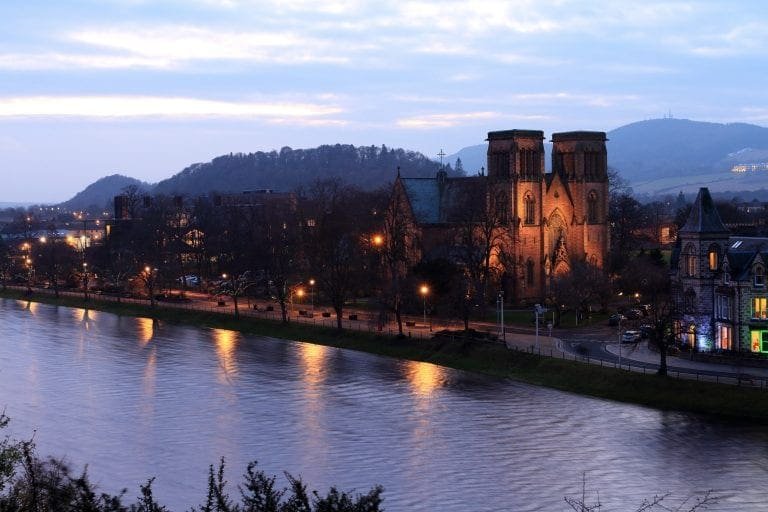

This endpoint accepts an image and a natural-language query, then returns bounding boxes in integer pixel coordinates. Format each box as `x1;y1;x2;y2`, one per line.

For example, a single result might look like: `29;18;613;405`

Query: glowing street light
419;284;429;330
309;278;315;311
372;234;384;247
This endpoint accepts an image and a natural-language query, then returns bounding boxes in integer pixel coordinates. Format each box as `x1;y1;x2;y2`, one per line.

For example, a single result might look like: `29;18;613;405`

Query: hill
446;119;768;196
153;144;445;196
59;174;150;212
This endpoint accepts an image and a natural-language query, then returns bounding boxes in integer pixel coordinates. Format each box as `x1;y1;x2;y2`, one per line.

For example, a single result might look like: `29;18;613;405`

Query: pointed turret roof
679;187;729;235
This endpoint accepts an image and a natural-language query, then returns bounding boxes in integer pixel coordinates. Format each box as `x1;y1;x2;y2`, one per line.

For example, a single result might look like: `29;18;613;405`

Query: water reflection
403;360;445;397
298;342;328;388
136;317;156;347
2;298;768;512
212;328;240;384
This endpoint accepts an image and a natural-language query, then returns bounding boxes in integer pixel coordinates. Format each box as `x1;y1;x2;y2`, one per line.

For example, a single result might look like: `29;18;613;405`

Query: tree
551;257;611;326
450;181;509;321
303;180;367;330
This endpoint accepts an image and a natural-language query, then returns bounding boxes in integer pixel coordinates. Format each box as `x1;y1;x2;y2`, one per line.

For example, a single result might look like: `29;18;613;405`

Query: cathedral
391;129;609;303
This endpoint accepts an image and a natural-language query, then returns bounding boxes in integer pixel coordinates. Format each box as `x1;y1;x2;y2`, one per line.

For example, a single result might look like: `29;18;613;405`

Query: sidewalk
605;341;768;379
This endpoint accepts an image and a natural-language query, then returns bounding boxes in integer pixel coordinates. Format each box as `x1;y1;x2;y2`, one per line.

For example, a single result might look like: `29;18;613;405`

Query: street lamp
372;234;384;248
309;279;315;311
82;262;89;301
419;284;429;329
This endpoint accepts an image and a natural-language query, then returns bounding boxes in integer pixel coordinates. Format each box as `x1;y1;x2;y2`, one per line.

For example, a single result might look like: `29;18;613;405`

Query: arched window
494;191;508;224
587;190;599;224
707;244;719;271
682;244;696;277
526;259;535;287
755;265;765;287
588;254;598;266
524;193;535;225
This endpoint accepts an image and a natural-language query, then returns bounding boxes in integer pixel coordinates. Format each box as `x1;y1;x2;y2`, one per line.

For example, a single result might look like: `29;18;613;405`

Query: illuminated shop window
750;330;768;353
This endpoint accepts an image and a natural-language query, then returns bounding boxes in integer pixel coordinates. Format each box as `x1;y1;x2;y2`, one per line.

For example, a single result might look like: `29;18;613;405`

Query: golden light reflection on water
212;328;240;383
136;317;155;347
25;301;39;315
404;360;445;397
298;342;328;387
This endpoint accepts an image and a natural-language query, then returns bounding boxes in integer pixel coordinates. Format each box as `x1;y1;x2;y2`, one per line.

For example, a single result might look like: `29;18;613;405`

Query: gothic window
526;259;535;287
491;152;509;179
755;265;766;288
589;254;598;266
682;244;696;277
587;190;599;224
707;244;719;271
524;193;535;225
494;191;508;224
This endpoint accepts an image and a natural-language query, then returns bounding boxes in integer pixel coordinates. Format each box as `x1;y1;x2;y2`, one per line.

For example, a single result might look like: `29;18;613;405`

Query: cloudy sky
1;0;767;203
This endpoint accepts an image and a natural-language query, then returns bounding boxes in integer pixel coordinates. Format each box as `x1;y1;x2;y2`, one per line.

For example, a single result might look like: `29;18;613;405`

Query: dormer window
755;266;765;287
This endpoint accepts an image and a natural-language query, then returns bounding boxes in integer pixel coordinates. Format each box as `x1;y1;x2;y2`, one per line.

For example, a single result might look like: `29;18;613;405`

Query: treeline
153;145;449;196
0;414;383;512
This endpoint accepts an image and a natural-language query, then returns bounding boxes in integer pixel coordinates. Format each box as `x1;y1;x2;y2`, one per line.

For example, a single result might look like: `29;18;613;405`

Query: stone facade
671;187;768;353
391;129;609;303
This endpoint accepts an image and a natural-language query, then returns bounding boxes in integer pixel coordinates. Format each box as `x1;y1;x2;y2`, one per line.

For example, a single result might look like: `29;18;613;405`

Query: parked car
621;330;641;343
178;275;200;286
639;324;653;339
608;313;626;326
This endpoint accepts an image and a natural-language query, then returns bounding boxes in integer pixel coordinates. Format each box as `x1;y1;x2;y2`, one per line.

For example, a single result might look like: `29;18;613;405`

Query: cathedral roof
679;187;729;235
399;175;484;225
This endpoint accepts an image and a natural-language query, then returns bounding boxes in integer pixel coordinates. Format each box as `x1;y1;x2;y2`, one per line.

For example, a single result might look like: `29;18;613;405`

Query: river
1;298;767;510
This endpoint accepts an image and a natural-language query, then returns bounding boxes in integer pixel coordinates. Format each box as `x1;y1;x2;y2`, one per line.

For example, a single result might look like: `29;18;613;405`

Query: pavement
605;340;768;379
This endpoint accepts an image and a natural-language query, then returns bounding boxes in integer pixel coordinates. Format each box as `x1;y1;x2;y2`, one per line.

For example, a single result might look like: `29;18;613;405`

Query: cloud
68;26;349;67
397;111;501;129
0;95;343;123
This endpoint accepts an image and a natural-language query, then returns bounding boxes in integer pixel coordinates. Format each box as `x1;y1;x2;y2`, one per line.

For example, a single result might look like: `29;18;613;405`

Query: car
639;324;653;338
178;275;200;286
621;330;641;343
608;313;626;326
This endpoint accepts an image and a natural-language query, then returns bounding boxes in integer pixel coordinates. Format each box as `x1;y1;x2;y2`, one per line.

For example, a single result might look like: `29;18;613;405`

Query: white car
178;275;200;286
621;330;641;343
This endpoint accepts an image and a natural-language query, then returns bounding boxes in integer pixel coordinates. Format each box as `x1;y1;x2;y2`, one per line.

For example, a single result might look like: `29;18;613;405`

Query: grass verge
3;288;768;423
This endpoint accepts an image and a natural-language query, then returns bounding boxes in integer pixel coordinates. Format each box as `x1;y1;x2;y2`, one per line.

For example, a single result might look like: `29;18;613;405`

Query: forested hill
59;174;150;212
153;144;446;195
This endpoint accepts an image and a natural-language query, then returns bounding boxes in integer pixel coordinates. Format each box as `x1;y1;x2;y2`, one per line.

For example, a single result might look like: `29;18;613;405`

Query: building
391;129;609;302
671;187;768;353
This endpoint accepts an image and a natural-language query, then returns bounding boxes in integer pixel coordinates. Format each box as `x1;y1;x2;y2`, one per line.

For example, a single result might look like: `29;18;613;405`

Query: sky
1;0;768;203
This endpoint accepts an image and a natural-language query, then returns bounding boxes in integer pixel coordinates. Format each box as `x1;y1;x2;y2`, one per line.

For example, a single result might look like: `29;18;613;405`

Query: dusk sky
2;0;767;203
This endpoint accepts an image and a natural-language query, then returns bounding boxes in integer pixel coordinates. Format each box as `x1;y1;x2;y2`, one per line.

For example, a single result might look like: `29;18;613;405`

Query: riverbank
4;288;768;423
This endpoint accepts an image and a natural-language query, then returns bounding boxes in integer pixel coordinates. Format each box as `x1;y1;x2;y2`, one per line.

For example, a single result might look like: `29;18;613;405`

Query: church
391;129;610;303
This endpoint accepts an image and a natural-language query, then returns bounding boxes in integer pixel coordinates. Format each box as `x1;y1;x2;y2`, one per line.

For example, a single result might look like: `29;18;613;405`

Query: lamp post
497;291;505;341
82;262;89;301
309;278;315;312
617;315;622;370
419;284;429;329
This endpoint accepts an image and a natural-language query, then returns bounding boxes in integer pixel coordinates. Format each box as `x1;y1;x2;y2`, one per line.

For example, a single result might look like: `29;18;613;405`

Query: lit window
683;244;696;277
717;325;732;351
751;330;768;353
708;245;719;271
752;297;767;319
